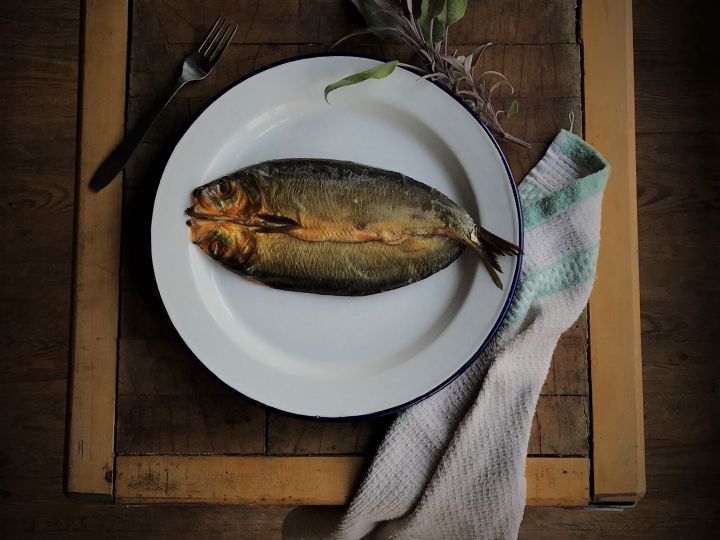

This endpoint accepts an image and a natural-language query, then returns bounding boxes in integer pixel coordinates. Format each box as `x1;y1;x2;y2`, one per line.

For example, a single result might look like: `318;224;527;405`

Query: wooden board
267;414;391;456
65;0;128;499
116;338;266;454
8;0;714;536
525;458;590;506
64;0;643;507
114;456;589;507
128;0;578;47
117;0;590;464
115;456;365;505
582;0;646;503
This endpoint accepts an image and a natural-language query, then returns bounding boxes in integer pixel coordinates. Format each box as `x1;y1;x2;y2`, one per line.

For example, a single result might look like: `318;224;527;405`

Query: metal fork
90;17;238;191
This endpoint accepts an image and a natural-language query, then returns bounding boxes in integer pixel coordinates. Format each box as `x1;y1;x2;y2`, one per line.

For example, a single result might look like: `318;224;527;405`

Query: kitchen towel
283;129;609;540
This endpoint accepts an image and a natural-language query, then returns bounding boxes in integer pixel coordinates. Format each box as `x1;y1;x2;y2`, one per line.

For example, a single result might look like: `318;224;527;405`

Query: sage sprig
324;60;400;102
325;0;529;147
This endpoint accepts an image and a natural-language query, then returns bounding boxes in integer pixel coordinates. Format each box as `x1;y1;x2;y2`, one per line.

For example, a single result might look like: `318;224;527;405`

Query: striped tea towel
283;129;610;540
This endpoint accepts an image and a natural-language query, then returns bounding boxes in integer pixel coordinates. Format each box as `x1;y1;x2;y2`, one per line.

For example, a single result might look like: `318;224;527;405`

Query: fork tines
199;16;238;62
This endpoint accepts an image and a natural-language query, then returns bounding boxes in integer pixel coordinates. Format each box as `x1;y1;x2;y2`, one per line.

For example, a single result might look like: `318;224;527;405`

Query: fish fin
253;213;300;233
254;223;298;233
467;227;521;290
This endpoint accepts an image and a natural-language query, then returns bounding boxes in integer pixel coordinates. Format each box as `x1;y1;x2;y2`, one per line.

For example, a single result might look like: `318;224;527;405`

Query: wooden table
66;0;643;508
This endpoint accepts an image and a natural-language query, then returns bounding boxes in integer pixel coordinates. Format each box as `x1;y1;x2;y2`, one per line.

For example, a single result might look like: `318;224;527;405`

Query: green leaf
349;0;405;39
324;60;399;102
418;0;467;42
506;100;519;118
436;0;467;30
418;0;446;42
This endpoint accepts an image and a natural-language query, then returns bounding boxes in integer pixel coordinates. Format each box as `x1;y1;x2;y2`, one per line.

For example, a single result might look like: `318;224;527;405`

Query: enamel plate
151;55;522;419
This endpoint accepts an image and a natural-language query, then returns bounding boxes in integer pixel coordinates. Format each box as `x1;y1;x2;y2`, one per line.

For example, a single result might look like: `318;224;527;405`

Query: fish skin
187;159;519;294
189;219;464;295
190;159;476;244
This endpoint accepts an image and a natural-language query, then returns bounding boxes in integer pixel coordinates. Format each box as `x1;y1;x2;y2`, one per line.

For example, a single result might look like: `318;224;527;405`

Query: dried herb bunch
326;0;529;147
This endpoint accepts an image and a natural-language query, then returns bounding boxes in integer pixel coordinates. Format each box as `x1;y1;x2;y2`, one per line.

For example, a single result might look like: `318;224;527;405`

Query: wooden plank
117;338;229;396
115;456;589;506
65;0;128;499
268;392;589;459
123;143;173;190
502;142;548;186
128;43;581;99
120;289;175;338
0;263;72;343
494;97;582;144
115;456;365;505
528;396;589;456
525;458;590;506
267;395;590;460
116;395;266;454
116;339;266;454
129;0;576;47
5;1;720;535
450;0;577;44
541;334;589;395
123;0;589;464
582;0;646;503
476;44;582;98
125;96;191;142
125;41;581;193
267;414;391;455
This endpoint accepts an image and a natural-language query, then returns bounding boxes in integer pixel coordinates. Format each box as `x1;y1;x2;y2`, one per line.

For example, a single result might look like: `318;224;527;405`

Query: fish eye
216;177;233;197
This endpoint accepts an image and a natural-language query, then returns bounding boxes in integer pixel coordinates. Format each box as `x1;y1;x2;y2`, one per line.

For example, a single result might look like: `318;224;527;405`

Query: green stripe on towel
505;244;599;327
522;171;607;231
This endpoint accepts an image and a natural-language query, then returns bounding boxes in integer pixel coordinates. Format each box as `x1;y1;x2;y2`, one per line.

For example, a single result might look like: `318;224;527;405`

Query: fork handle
89;78;188;192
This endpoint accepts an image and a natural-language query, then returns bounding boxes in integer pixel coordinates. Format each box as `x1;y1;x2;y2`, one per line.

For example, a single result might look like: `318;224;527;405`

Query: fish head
187;174;259;220
187;219;257;268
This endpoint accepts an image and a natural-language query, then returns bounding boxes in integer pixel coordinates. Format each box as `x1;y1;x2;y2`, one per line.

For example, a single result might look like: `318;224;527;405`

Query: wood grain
118;338;234;396
115;455;366;505
116;339;266;454
582;0;646;503
543;339;588;395
528;396;590;456
120;289;176;338
65;0;128;499
0;263;72;342
129;0;577;47
268;391;590;458
0;0;81;523
117;395;266;454
2;0;719;537
114;455;589;506
525;458;590;506
119;0;590;462
267;414;391;455
0;176;74;265
128;43;581;99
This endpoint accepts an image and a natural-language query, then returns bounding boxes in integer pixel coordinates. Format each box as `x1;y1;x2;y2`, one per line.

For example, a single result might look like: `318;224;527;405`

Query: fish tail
467;227;521;290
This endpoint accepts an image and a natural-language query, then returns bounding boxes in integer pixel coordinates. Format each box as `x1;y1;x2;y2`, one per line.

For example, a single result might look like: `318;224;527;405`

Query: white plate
151;55;522;419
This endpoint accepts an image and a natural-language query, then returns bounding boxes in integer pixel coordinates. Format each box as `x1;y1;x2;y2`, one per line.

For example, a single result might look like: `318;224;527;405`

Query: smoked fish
186;159;519;295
